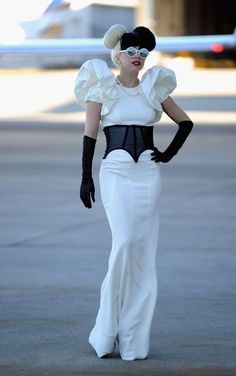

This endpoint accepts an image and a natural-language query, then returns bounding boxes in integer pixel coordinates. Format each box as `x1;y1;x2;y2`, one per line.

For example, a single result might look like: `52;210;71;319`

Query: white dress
74;59;176;361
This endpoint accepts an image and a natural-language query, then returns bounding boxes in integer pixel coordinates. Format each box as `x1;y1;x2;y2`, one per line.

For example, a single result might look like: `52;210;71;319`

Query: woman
74;24;193;361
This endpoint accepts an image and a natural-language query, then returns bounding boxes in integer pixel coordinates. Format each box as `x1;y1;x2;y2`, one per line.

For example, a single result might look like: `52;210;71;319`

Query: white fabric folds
74;58;176;122
88;149;162;360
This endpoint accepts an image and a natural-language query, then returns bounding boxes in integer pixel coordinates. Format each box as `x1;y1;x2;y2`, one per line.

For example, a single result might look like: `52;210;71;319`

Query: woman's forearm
161;95;191;124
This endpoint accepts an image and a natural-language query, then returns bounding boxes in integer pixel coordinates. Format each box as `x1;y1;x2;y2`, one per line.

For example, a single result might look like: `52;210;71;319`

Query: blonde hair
103;24;128;67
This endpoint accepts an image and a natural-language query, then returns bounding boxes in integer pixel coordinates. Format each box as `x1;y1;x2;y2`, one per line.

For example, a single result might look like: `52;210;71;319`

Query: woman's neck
117;71;139;88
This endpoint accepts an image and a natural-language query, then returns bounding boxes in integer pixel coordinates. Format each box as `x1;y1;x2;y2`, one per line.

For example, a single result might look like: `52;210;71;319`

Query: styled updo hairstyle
103;24;128;67
103;24;156;67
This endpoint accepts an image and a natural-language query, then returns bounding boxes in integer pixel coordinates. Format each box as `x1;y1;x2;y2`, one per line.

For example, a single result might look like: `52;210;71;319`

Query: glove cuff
81;135;96;183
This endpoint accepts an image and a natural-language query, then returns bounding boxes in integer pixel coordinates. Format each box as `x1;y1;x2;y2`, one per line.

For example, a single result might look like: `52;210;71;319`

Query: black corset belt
103;125;156;163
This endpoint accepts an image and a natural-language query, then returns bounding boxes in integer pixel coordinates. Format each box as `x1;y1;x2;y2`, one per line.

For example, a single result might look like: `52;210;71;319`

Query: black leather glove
151;120;194;163
80;135;96;208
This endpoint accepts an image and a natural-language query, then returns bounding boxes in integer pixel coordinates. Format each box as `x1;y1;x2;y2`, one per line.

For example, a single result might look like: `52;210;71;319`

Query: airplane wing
156;31;236;53
0;39;107;56
0;30;235;56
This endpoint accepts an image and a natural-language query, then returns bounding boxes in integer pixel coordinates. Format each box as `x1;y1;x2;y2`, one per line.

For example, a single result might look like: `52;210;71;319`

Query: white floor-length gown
89;149;161;360
74;58;176;361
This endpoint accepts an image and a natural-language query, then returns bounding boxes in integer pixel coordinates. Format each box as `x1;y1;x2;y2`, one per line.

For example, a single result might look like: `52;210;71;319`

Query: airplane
0;30;236;72
0;30;235;57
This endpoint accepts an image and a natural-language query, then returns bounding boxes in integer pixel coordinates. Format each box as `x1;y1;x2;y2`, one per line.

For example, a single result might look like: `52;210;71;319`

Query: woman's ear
116;55;121;65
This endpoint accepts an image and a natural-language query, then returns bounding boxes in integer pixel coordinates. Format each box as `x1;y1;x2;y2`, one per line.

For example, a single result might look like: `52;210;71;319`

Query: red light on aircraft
211;43;224;53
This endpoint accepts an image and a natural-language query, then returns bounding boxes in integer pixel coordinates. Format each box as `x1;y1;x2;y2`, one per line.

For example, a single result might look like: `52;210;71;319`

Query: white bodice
101;83;156;127
74;59;177;127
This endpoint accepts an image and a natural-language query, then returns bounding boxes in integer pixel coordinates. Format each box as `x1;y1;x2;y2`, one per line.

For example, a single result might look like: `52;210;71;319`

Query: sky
0;0;53;42
0;0;52;22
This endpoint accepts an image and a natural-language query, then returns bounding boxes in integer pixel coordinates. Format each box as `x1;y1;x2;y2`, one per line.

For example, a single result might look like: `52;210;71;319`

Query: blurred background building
20;0;137;39
137;0;235;36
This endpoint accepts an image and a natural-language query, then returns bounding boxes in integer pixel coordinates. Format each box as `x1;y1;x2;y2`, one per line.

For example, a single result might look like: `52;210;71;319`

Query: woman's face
117;46;145;72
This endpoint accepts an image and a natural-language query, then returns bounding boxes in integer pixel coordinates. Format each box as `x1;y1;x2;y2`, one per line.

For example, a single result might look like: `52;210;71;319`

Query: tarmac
0;68;236;375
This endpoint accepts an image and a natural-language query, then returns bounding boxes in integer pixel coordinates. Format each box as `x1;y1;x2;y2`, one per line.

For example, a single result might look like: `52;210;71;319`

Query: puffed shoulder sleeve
74;59;117;114
140;66;177;112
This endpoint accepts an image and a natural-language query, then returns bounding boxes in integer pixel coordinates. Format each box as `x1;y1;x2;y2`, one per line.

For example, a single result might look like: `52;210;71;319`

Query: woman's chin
129;64;143;71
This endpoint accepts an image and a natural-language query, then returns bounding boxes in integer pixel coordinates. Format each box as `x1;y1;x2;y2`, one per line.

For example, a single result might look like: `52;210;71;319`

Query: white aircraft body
0;31;235;56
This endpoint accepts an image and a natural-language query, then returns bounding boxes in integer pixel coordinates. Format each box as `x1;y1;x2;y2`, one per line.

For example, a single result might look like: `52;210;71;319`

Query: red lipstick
132;60;141;66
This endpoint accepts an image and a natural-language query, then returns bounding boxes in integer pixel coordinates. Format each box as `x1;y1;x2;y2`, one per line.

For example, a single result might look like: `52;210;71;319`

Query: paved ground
0;68;236;375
